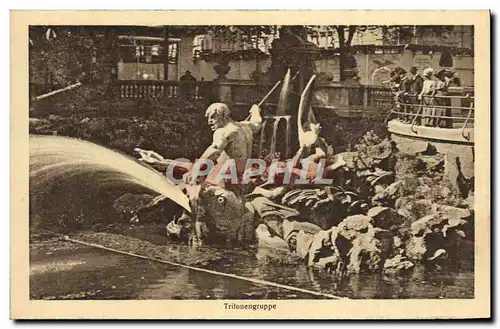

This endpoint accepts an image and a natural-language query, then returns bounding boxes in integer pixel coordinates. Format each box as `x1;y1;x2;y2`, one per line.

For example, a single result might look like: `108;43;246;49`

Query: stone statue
182;102;263;185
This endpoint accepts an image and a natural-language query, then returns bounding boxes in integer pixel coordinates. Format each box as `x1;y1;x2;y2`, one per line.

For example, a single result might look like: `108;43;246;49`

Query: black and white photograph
10;10;491;320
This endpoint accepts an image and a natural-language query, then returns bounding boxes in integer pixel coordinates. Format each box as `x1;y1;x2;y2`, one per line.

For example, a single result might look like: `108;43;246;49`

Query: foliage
29;27;95;87
178;25;277;42
29;26;119;93
30;98;213;161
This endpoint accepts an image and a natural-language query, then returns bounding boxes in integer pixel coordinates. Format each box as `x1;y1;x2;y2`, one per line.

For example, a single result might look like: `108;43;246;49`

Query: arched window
439;49;454;68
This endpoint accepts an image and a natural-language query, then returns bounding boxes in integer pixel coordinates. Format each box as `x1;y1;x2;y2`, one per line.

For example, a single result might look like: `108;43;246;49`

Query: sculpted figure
133;102;263;246
183;102;263;185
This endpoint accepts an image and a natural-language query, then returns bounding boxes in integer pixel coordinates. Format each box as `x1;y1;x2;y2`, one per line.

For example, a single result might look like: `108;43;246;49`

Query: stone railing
109;79;395;118
111;80;214;101
212;80;394;117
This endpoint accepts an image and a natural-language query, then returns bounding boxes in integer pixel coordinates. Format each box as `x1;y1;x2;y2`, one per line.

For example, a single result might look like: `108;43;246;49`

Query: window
168;42;178;64
193;35;204;59
118;40;178;64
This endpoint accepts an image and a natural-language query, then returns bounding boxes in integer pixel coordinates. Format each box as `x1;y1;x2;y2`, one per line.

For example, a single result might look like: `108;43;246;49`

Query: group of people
390;66;457;128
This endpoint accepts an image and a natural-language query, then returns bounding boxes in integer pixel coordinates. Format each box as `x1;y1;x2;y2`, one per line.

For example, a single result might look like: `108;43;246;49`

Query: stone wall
118;48;474;87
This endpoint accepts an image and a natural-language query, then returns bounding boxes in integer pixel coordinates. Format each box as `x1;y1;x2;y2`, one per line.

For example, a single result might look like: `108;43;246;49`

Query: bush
30;97;213;161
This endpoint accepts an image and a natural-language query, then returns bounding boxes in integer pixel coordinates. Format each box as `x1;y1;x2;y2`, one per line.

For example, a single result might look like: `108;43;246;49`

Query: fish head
181;182;254;246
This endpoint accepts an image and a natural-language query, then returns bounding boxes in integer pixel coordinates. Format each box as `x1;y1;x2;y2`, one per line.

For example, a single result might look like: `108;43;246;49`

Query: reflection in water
204;244;474;299
30;239;474;300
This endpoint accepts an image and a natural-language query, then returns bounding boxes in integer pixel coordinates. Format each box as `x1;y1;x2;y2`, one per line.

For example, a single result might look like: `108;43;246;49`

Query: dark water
30;242;315;300
30;236;474;300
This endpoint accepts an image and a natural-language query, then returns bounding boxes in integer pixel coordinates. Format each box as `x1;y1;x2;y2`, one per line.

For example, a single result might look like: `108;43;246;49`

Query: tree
307;25;459;81
332;25;361;82
29;26;121;88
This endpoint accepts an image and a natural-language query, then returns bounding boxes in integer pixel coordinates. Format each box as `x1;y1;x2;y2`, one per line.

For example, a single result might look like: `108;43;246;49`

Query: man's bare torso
213;121;254;165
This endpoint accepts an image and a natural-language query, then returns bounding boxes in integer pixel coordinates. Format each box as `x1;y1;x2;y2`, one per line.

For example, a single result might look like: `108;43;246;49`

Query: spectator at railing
408;66;424;125
435;69;453;128
418;68;437;127
391;67;412;122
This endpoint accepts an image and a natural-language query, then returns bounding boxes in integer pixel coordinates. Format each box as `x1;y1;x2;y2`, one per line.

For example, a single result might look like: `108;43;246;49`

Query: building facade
116;25;474;86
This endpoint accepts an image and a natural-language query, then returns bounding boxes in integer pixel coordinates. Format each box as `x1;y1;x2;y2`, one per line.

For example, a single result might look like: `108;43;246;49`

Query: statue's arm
199;129;230;162
241;104;263;134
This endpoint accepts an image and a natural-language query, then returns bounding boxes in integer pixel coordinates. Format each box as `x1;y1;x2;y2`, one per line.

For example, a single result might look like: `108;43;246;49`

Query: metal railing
386;93;475;140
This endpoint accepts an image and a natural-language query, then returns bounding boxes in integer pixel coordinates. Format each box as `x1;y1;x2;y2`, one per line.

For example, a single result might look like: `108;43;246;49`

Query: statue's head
205;103;231;131
309;123;321;135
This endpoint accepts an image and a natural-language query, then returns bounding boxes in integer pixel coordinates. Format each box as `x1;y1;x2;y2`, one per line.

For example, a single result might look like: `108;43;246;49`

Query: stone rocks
346;227;393;274
403;201;473;263
337;215;373;241
407;199;436;220
394;153;419;176
415;154;445;173
372;181;405;206
405;236;427;261
440;186;452;199
367;206;406;231
394;196;412;210
435;204;472;223
384;181;405;199
411;214;443;236
255;223;290;255
384;254;415;273
415;184;432;198
306;228;338;267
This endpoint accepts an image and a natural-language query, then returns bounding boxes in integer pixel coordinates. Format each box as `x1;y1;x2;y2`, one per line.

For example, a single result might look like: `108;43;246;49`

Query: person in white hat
418;67;437;126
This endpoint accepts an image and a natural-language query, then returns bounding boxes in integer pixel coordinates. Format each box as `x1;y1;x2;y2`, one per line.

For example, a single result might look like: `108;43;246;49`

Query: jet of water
29;134;191;212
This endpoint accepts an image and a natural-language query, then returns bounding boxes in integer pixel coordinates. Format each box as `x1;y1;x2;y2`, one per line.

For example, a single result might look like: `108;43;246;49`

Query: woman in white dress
418;68;437;126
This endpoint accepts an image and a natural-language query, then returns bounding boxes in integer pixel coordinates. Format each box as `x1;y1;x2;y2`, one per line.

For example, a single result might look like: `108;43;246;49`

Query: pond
30;229;474;300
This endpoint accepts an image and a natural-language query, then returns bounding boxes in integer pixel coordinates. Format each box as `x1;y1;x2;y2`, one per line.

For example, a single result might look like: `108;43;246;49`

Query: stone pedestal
214;82;232;103
213;61;231;81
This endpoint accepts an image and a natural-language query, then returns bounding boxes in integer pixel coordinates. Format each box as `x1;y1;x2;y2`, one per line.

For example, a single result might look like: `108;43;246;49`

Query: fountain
29;134;190;230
